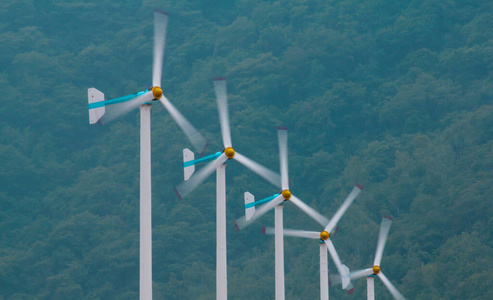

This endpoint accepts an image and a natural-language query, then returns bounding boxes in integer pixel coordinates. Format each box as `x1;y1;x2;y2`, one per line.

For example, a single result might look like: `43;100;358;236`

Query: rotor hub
224;147;235;159
152;86;163;99
281;189;291;200
372;265;380;275
320;230;330;240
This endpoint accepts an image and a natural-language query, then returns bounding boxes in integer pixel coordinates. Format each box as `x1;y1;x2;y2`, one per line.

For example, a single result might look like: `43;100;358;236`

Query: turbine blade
175;154;227;199
264;227;320;239
348;268;374;280
378;272;406;300
324;184;363;233
325;239;350;289
374;216;393;266
102;91;154;124
159;96;207;153
234;152;281;189
277;126;289;190
213;78;232;148
235;194;283;230
153;9;168;87
289;195;329;227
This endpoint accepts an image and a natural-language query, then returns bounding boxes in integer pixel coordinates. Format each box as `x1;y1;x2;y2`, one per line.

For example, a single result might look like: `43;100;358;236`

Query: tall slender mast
275;204;285;300
140;104;152;300
320;242;329;300
367;276;375;300
216;163;228;300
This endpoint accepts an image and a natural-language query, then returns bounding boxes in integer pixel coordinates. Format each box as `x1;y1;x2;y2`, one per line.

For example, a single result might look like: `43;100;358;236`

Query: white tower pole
216;163;227;300
139;104;152;300
320;242;329;300
367;276;375;300
275;204;285;300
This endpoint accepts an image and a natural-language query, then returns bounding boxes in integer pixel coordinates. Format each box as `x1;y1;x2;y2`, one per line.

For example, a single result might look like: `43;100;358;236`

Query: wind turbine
236;127;348;300
175;77;281;300
261;183;362;299
87;9;206;300
347;216;406;300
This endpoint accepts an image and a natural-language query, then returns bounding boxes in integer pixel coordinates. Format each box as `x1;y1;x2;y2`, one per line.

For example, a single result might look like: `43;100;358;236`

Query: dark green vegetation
1;0;492;299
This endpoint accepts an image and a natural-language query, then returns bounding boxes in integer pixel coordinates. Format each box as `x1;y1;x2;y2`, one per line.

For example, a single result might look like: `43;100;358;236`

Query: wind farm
1;1;491;300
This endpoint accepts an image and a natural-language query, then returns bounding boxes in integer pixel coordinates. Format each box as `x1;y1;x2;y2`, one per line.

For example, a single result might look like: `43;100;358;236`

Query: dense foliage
0;0;492;299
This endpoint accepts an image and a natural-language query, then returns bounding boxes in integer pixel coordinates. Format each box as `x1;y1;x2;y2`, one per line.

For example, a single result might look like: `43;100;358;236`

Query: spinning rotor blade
102;91;154;124
153;9;168;87
234;152;281;189
277;127;289;190
324;184;363;233
289;195;329;227
213;78;232;148
264;227;320;239
374;216;393;267
348;268;374;280
159;96;207;153
235;194;284;230
325;239;350;289
378;272;406;300
175;154;228;199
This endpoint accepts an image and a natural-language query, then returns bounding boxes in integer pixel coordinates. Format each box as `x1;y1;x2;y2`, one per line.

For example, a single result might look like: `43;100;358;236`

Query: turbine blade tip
356;183;364;190
277;126;288;130
234;221;240;232
261;226;266;234
213;77;226;81
173;186;183;201
382;215;394;221
347;288;355;294
199;141;209;157
154;8;169;16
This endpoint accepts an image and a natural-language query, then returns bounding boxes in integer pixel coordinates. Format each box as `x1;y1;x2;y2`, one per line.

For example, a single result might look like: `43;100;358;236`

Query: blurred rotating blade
235;194;284;230
159;96;207;153
279;228;320;239
348;268;374;280
324;185;362;233
102;91;154;124
175;154;228;199
289;195;329;227
277;127;289;190
153;9;168;87
325;239;349;289
378;272;406;300
234;152;281;189
213;78;232;148
374;216;392;267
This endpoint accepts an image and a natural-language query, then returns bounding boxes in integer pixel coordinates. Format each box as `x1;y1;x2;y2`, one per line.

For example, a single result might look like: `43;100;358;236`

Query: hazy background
0;0;491;299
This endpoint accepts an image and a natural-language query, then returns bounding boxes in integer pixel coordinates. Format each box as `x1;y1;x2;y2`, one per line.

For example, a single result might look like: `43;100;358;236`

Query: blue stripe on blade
245;193;280;209
88;90;148;110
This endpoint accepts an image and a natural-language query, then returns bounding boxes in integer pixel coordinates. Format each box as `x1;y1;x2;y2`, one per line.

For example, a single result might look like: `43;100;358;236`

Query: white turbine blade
277;127;289;190
235;194;284;230
213;78;232;148
234;152;281;189
102;91;154;124
348;268;374;280
264;227;320;239
289;195;329;227
324;184;363;233
378;272;406;300
153;9;168;87
325;239;349;289
374;216;393;266
159;96;207;153
174;154;228;199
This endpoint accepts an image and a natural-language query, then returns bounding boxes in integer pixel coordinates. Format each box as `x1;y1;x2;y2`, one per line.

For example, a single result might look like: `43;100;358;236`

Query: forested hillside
0;0;492;299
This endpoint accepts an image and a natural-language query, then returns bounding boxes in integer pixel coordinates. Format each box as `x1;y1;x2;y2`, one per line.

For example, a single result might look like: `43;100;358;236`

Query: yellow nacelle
224;147;235;159
372;265;381;275
152;86;163;99
320;230;330;240
281;189;291;200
